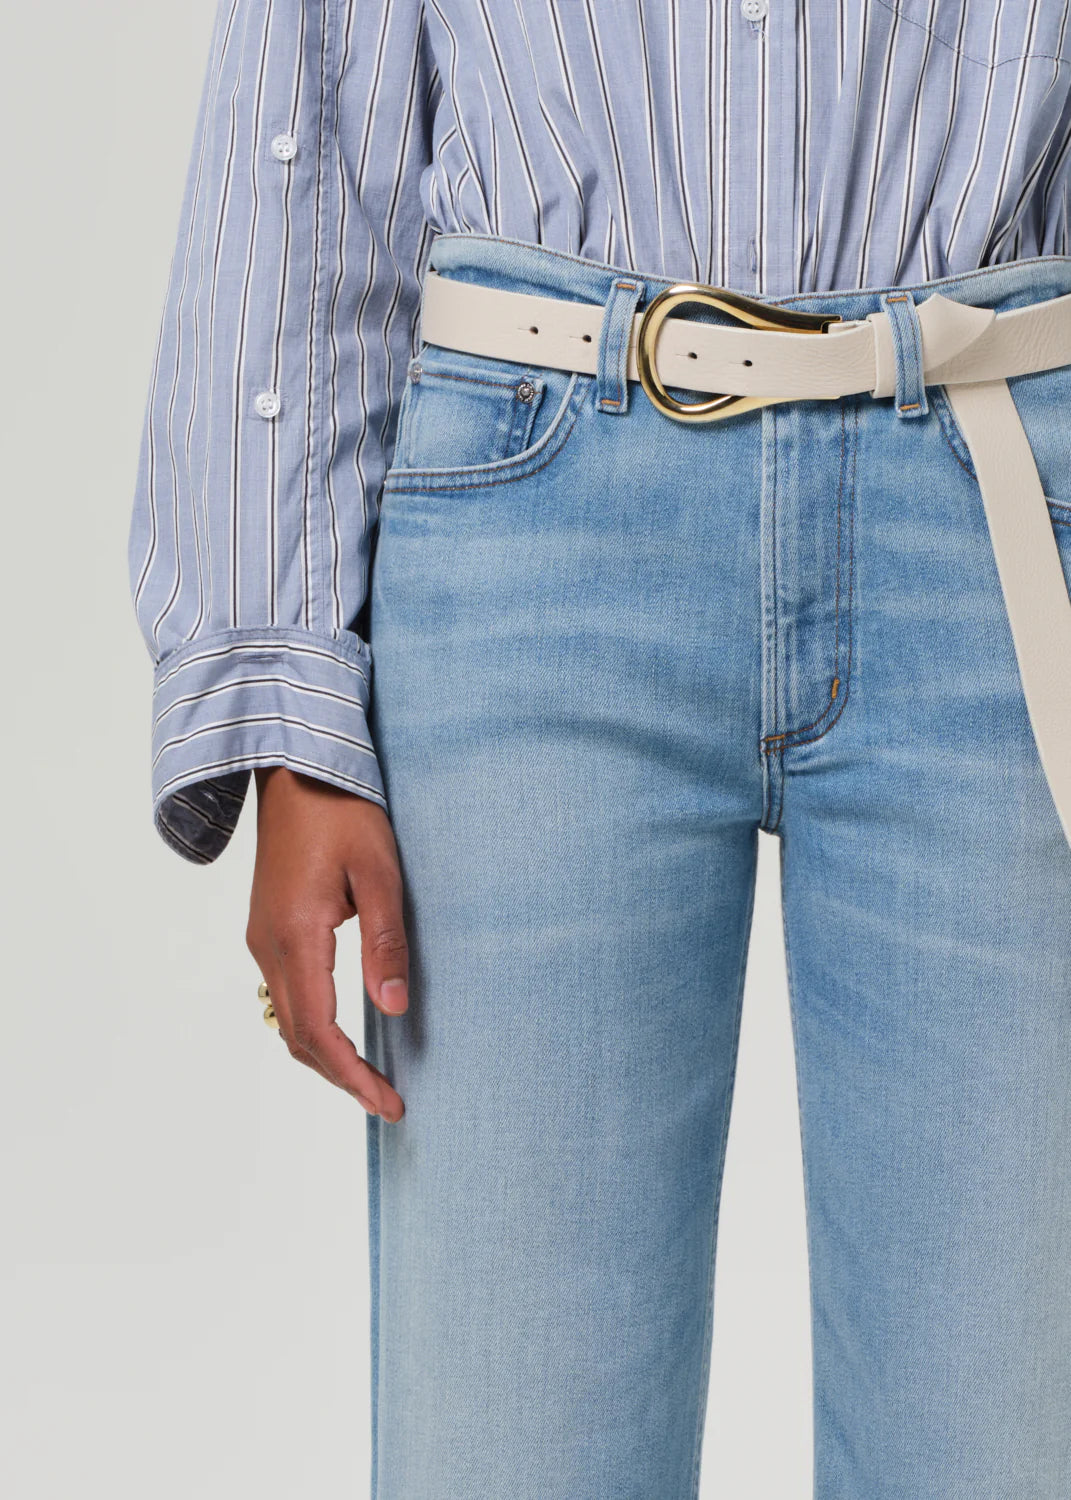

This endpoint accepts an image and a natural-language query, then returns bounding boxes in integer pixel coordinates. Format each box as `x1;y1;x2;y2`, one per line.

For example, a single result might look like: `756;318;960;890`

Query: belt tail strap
942;378;1071;848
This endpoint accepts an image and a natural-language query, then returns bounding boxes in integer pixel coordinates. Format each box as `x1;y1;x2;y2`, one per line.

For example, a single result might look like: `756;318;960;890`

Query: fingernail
380;978;408;1012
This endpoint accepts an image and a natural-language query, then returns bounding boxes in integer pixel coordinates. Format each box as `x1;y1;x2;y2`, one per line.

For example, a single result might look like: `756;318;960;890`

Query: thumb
354;857;410;1016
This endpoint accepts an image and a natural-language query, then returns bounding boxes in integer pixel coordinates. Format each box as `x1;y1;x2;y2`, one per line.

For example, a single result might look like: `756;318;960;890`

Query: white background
1;4;811;1493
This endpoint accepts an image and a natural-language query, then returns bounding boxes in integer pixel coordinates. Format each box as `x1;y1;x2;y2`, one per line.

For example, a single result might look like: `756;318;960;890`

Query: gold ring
257;978;280;1030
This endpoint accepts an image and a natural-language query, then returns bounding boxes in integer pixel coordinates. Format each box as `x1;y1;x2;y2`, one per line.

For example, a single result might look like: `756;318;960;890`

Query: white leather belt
418;266;1071;850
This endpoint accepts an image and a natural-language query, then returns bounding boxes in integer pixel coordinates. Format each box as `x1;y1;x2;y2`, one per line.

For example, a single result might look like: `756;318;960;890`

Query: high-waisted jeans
362;232;1071;1499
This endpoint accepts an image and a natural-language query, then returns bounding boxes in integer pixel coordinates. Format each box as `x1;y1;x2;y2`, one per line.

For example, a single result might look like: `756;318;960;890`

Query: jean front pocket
933;361;1071;496
393;344;550;471
931;365;1071;602
384;340;591;494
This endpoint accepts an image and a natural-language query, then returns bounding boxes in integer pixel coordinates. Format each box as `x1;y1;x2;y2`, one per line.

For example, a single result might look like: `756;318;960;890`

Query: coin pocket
392;346;549;472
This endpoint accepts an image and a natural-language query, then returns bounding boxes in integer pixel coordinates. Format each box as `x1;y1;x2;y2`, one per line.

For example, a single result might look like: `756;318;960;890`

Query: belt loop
596;277;646;415
880;289;929;420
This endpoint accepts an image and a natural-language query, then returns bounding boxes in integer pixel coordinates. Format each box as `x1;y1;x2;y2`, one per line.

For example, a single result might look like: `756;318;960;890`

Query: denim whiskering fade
362;233;1071;1500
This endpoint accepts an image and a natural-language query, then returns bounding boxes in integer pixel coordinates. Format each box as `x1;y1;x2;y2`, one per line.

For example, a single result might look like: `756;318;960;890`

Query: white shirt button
254;391;281;419
270;133;297;162
741;0;768;18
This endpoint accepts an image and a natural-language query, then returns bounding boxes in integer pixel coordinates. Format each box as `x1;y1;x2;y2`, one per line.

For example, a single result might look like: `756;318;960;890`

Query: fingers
272;914;405;1122
246;767;409;1120
255;959;338;1092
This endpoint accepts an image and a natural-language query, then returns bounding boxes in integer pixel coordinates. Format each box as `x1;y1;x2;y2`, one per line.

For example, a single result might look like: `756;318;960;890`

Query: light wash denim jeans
362;232;1071;1500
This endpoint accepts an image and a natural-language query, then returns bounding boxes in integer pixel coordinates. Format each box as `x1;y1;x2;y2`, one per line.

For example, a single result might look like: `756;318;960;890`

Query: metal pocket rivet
516;379;536;403
410;361;422;381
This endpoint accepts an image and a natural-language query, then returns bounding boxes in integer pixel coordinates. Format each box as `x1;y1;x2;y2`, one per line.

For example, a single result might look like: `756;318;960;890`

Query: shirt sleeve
127;0;437;864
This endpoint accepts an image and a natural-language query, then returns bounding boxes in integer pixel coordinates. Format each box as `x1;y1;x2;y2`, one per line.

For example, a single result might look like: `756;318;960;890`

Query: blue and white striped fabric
129;0;1071;863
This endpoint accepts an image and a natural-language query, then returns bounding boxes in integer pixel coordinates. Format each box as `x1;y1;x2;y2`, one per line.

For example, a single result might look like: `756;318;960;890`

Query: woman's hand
246;766;408;1122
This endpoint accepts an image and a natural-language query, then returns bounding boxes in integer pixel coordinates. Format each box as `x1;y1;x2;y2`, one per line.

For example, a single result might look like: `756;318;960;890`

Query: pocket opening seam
931;383;1071;528
383;370;589;492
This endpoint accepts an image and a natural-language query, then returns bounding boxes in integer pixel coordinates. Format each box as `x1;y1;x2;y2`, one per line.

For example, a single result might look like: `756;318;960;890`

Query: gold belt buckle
635;282;842;423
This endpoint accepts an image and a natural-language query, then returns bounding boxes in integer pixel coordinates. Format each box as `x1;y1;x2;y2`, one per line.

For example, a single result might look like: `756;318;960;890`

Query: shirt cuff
149;626;386;864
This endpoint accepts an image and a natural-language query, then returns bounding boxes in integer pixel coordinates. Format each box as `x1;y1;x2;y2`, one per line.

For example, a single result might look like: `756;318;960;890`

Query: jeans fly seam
763;416;856;836
759;405;782;833
779;403;856;755
760;410;830;751
687;846;756;1500
834;401;844;666
760;400;856;779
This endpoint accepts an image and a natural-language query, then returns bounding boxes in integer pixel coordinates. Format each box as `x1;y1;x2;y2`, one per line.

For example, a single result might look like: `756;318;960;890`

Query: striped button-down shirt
129;0;1071;863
